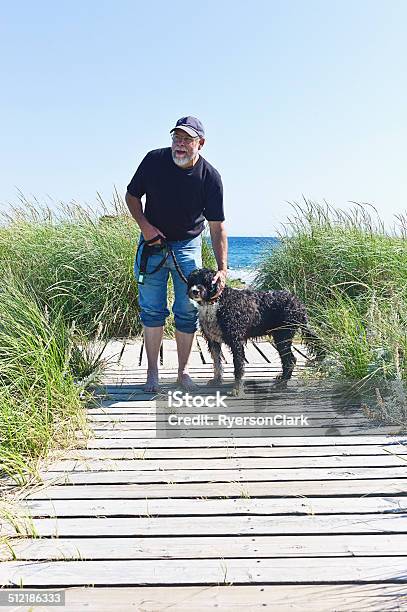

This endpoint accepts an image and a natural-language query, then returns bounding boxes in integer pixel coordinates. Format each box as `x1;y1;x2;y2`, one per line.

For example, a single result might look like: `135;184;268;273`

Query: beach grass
0;273;91;483
0;192;219;483
255;199;407;424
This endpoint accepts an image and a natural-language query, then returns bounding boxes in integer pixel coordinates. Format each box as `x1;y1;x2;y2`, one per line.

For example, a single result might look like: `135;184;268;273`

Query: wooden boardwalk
1;337;407;611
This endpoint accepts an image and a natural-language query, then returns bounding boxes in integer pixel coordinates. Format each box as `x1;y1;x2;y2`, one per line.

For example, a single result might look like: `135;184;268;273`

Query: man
125;116;227;392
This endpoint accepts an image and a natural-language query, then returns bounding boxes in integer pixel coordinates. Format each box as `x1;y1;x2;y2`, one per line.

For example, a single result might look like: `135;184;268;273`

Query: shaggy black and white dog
188;268;320;396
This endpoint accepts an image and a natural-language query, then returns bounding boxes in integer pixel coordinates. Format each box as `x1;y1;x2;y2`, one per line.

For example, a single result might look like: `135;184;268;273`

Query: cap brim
170;125;200;138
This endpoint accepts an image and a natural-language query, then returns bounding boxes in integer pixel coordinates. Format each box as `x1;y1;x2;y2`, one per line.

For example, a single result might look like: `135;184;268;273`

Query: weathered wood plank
86;417;373;431
21;478;407;500
195;334;212;364
38;466;407;485
162;339;180;368
251;340;280;364
46;454;407;472
82;425;401;438
189;337;205;366
3;513;407;538
243;342;269;364
118;339;143;369
55;444;407;460
82;434;407;447
251;340;280;363
2;534;406;562
16;496;407;517
99;340;126;365
1;557;407;586
102;366;306;377
21;584;407;611
86;409;365;419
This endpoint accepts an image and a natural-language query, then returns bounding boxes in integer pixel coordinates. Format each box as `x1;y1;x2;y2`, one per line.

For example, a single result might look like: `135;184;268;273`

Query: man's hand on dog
211;269;227;299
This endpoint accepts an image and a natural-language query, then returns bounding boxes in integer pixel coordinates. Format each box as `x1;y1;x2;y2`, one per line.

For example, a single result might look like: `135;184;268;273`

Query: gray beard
172;150;197;167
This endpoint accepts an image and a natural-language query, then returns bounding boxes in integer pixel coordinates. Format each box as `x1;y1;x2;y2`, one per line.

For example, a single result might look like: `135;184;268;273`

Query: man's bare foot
177;372;199;391
143;370;160;393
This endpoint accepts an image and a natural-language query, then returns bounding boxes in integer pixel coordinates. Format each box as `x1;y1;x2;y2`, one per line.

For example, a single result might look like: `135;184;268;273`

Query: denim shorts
134;235;202;333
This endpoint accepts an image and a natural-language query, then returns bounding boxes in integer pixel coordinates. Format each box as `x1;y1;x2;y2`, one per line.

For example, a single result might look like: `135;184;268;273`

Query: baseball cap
170;116;205;139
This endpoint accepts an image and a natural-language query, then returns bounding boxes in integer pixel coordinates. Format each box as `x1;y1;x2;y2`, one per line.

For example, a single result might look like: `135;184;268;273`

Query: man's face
171;128;204;168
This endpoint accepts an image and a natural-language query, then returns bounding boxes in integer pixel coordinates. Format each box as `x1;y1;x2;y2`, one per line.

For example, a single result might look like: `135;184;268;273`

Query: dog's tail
299;324;326;361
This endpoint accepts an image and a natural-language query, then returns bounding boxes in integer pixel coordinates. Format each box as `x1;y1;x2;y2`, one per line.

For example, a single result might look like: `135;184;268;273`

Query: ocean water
223;236;280;285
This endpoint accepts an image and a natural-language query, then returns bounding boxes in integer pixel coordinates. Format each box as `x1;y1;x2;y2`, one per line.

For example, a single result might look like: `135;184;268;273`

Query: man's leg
175;329;197;390
170;236;202;391
134;241;170;392
143;325;163;392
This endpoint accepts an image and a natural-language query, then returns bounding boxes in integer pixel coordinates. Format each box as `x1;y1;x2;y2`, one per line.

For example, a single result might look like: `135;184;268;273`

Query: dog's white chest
197;302;223;343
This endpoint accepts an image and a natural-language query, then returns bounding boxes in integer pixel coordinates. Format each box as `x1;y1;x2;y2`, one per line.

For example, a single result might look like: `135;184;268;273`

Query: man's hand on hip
142;223;166;245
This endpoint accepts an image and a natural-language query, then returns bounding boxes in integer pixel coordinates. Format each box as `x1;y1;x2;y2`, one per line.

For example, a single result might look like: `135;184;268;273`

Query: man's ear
198;138;205;150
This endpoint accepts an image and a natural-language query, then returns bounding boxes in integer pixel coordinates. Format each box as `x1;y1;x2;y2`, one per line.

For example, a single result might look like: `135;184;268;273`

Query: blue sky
1;0;406;236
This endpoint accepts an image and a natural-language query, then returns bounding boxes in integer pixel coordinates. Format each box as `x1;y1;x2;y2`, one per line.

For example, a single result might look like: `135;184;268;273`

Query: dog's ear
187;268;200;286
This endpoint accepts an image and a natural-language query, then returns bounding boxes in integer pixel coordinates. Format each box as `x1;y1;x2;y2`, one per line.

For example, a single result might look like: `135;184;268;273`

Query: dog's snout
188;284;202;300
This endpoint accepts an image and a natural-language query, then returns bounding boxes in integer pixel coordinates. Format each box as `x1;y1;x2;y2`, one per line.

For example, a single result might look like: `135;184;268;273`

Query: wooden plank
162;339;179;368
46;454;407;472
100;371;307;383
21;478;407;500
14;584;406;611
103;364;306;374
86;409;364;418
86;417;374;431
16;496;407;517
82;426;401;438
244;341;269;364
37;465;407;484
252;340;279;364
104;363;295;371
118;339;143;369
220;344;234;365
3;534;407;562
99;340;126;365
82;434;407;447
96;397;355;410
251;340;277;364
90;401;369;412
55;444;407;460
1;557;407;586
195;334;212;364
188;336;205;366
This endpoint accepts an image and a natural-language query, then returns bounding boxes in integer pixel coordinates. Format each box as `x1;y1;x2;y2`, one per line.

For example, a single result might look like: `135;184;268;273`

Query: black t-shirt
127;147;224;240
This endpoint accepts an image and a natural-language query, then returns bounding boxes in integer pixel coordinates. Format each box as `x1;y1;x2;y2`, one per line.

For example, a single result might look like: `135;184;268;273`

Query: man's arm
208;220;228;296
125;191;165;243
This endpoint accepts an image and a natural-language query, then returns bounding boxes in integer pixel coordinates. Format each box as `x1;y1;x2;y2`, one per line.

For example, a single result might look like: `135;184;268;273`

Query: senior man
125;116;227;392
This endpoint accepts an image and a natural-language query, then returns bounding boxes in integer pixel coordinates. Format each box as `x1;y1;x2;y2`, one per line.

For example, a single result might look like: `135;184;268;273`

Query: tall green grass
0;273;90;482
0;192;141;338
0;192;217;339
255;199;407;304
0;193;219;476
255;200;407;423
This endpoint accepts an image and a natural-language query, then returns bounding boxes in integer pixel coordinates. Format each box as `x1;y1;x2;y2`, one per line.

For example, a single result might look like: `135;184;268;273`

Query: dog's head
187;268;220;304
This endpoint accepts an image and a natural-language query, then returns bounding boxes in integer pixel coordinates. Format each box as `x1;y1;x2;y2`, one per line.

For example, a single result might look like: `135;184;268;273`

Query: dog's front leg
229;341;245;396
206;340;223;386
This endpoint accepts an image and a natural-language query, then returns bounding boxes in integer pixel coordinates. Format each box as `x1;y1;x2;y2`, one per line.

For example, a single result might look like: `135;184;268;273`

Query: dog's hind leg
272;328;297;381
206;340;223;386
229;341;246;396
